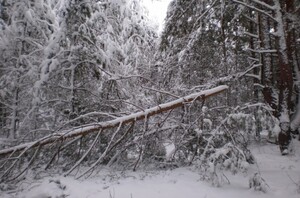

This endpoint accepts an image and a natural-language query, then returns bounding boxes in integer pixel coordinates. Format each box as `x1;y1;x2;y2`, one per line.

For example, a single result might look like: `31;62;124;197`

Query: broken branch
0;86;228;157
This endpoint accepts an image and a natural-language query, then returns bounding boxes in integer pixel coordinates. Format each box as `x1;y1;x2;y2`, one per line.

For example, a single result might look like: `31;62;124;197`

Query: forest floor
1;139;300;198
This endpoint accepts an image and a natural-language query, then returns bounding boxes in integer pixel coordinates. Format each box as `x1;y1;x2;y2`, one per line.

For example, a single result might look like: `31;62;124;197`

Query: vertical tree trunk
69;67;79;123
9;88;19;139
249;11;262;139
287;0;300;129
274;0;293;120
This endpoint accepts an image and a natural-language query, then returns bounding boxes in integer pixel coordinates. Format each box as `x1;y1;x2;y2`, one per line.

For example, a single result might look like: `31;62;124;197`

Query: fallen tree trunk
0;85;228;157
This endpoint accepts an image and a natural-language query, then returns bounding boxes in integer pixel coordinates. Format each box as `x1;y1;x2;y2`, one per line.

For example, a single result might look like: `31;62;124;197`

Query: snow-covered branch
242;14;258;24
141;86;180;99
244;32;259;39
250;0;275;11
231;0;276;21
238;63;262;78
0;86;228;157
245;74;260;80
247;48;277;53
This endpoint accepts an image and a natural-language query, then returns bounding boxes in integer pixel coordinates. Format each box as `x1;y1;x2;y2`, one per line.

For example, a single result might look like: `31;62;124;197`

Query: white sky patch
143;0;172;33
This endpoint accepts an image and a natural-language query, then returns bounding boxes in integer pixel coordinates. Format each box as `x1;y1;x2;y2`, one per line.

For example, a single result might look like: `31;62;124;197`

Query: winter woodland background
0;0;300;197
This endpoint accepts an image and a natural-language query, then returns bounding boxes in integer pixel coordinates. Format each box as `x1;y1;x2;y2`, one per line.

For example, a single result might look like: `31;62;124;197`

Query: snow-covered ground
2;140;300;198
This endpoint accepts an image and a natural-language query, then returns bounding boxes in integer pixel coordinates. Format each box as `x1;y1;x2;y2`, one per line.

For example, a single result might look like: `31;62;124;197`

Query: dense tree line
160;0;300;138
158;0;299;184
0;0;156;142
0;0;160;180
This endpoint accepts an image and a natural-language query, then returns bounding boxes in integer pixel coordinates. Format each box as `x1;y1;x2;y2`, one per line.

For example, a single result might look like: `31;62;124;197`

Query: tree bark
274;0;293;118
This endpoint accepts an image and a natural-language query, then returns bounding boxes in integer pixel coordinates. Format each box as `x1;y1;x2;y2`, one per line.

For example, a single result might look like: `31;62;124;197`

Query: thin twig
77;122;123;179
141;86;180;99
9;145;41;181
45;135;83;170
65;129;103;176
133;115;149;171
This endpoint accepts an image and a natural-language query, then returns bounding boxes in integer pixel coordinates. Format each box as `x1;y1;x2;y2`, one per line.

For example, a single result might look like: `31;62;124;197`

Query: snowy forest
0;0;300;197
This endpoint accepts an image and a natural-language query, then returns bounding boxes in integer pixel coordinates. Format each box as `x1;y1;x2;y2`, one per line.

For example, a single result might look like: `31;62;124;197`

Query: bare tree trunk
274;0;293;119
